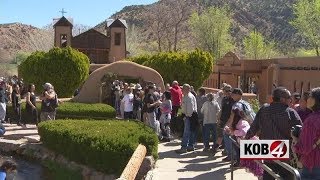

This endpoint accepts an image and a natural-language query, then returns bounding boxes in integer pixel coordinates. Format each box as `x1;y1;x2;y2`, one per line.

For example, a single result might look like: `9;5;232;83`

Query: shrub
38;120;159;175
55;102;116;119
6;102;116;122
248;98;261;113
128;49;213;89
18;47;90;97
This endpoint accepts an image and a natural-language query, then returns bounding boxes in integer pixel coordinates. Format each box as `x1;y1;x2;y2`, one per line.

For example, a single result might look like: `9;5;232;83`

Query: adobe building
53;16;127;64
73;61;165;103
204;52;320;103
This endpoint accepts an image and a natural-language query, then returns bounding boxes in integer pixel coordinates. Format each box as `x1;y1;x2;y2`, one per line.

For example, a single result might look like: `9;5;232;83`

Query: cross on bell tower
59;8;67;17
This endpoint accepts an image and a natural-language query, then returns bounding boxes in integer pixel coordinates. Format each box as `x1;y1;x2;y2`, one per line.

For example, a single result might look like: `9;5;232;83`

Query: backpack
239;100;256;124
50;94;59;109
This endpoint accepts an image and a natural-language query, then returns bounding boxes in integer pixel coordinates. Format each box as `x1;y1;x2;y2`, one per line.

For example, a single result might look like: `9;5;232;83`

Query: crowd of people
111;79;320;179
1;75;319;179
0;76;60;135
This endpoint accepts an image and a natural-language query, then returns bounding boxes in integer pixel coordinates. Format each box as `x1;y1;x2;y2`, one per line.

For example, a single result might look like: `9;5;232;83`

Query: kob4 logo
240;140;289;160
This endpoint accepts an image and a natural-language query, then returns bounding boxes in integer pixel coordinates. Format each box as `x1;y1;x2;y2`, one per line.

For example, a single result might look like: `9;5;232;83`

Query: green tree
18;47;90;97
243;30;278;59
291;0;320;56
189;6;234;59
129;49;213;89
295;48;318;57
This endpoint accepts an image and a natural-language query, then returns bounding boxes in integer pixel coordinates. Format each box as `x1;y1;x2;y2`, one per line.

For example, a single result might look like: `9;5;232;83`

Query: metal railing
229;136;301;180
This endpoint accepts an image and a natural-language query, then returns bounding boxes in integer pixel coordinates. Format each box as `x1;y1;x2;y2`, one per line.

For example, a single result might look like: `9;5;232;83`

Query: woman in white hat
39;83;58;121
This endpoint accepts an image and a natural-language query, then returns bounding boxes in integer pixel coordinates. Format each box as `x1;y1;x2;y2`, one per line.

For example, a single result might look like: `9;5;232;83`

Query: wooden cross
59;8;67;17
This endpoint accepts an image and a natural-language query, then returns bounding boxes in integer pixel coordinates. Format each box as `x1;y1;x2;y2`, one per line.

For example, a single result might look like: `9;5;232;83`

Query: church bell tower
53;14;73;47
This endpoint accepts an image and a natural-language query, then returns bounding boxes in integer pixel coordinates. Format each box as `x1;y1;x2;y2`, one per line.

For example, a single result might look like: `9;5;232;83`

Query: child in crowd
225;108;263;179
0;160;17;180
122;88;134;119
159;91;172;141
201;93;220;152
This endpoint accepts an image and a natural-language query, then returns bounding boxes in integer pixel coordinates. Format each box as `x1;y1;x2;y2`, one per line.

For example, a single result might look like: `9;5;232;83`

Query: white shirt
201;100;221;124
122;93;134;112
214;90;224;108
181;92;197;117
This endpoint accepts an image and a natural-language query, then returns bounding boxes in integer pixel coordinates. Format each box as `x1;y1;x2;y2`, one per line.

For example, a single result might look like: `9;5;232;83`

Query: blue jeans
301;167;320;180
223;132;233;157
181;117;196;149
0;128;5;136
203;123;217;149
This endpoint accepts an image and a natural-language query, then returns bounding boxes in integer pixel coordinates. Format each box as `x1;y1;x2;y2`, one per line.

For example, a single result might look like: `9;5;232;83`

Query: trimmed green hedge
18;47;90;97
128;49;213;89
55;102;116;119
6;102;116;122
38;120;158;175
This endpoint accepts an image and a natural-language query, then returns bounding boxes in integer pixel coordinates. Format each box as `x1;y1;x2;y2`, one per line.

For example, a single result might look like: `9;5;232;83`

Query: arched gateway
73;61;165;103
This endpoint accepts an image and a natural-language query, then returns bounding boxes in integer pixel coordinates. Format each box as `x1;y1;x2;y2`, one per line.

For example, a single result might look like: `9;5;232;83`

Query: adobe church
53;16;127;64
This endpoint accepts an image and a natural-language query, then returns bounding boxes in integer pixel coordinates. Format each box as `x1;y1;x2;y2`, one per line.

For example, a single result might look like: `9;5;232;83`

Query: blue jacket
0;88;7;103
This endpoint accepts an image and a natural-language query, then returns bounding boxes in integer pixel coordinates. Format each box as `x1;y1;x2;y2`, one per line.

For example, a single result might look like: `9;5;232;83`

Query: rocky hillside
0;23;53;63
97;0;304;52
0;0;306;63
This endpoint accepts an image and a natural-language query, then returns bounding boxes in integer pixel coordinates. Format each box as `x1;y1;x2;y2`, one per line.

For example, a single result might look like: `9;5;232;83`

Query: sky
0;0;158;28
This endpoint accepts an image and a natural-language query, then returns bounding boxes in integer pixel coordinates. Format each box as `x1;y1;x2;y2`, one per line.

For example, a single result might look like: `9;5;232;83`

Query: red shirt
170;85;182;106
294;111;320;170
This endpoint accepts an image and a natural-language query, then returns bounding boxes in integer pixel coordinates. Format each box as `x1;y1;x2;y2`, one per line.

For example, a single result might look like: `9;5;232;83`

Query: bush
38;120;159;175
55;102;116;119
18;47;90;97
6;102;116;122
128;49;213;89
248;99;260;113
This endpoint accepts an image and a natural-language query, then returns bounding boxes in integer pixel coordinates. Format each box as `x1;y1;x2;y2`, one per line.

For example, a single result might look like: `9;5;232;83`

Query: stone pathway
0;124;39;152
149;140;258;180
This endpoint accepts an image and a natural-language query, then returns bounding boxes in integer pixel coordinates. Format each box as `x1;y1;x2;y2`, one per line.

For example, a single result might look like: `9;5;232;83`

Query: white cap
43;83;53;90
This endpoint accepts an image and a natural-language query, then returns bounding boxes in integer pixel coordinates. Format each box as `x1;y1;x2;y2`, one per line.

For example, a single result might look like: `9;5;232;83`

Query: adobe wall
73;61;165;103
202;87;257;102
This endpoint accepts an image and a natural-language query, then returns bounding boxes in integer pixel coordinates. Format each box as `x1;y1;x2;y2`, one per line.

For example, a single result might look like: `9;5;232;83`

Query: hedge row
38;120;159;175
128;49;213;89
6;102;116;122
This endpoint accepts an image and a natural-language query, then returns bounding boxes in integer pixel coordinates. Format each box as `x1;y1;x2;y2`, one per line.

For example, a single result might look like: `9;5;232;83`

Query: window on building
114;33;121;46
294;80;297;92
61;34;67;47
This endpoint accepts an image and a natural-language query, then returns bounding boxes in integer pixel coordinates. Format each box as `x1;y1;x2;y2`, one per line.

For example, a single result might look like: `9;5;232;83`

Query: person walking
196;88;208;147
246;87;302;180
40;83;58;121
296;91;312;123
26;84;38;125
11;84;22;126
201;93;220;152
146;85;161;136
0;81;7;124
175;84;198;154
122;87;134;119
293;87;320;179
170;81;183;134
217;85;234;160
